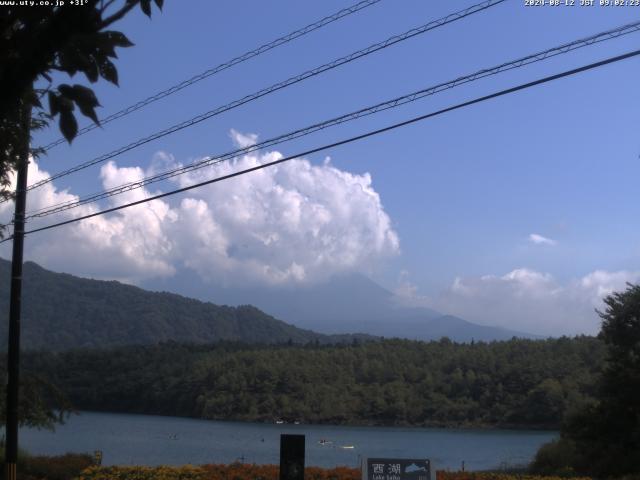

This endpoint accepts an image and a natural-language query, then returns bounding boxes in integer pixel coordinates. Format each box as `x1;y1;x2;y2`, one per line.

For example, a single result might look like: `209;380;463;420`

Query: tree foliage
0;0;162;427
562;284;640;477
21;336;604;429
529;438;579;477
532;284;640;478
0;370;72;430
0;0;163;202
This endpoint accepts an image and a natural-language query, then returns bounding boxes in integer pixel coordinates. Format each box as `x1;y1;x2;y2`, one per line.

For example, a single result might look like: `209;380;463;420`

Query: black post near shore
279;434;305;480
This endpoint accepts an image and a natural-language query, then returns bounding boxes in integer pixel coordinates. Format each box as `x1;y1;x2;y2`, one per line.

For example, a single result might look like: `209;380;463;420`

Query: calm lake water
19;411;556;471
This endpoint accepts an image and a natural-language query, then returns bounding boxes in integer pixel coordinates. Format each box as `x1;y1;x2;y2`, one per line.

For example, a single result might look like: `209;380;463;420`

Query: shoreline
21;411;556;471
59;409;560;433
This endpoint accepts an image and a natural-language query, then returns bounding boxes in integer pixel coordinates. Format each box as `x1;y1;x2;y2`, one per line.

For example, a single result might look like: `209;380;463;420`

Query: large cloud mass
0;135;400;286
431;268;640;336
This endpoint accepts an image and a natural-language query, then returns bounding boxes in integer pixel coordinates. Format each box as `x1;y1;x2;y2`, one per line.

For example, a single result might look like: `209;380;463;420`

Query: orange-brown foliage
77;463;361;480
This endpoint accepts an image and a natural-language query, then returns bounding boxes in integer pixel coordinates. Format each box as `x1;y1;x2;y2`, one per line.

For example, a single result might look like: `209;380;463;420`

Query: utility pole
4;95;31;480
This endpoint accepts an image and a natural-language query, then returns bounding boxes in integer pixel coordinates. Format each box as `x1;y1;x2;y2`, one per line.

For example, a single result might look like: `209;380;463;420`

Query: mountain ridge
1;258;537;350
143;269;538;341
0;258;371;351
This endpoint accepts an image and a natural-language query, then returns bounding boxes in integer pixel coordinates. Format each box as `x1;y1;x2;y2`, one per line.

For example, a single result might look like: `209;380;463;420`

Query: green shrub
23;452;95;480
0;444;94;480
529;438;579;477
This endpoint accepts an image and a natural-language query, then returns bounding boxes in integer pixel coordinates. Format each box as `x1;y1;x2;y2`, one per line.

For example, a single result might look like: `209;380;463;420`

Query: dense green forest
21;336;604;429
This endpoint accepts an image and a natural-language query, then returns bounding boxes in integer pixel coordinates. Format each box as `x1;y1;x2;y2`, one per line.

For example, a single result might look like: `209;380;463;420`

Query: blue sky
2;0;640;335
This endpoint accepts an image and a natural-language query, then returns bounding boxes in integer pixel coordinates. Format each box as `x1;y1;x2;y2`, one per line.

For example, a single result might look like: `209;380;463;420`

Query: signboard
366;458;431;480
280;434;305;480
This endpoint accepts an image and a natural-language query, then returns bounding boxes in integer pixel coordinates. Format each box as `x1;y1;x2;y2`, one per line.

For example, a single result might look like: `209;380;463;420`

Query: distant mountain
395;314;540;342
0;258;370;351
143;270;538;342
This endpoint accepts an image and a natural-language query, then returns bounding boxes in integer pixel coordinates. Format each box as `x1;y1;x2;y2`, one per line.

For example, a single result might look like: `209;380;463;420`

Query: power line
5;47;638;242
39;0;384;152
23;19;640;220
29;0;504;189
20;0;505;195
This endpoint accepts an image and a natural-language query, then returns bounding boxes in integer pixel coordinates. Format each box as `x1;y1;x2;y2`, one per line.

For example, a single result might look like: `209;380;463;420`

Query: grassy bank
2;458;614;480
0;448;604;480
0;452;95;480
77;464;360;480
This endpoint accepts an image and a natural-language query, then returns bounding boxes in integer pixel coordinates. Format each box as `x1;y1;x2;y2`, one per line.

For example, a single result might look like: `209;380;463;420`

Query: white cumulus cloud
528;233;556;246
229;129;259;149
168;143;400;285
0;158;178;283
431;268;640;336
0;134;399;287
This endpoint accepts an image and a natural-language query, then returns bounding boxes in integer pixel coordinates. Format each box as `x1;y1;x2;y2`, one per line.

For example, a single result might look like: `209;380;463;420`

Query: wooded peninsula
20;336;603;430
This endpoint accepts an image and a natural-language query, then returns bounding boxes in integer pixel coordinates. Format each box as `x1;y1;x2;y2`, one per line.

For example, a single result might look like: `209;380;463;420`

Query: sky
2;0;640;336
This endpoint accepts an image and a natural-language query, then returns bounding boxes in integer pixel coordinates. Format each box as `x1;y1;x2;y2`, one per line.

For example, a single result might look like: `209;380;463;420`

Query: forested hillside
0;259;369;349
23;337;604;429
0;258;531;348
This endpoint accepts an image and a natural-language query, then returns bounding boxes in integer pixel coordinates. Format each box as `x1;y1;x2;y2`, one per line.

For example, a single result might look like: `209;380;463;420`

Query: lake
19;411;556;471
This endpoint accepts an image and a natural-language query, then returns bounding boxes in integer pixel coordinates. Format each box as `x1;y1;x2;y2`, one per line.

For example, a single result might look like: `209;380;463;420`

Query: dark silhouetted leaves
55;84;101;125
71;84;100;107
141;0;152;17
84;57;100;83
26;90;42;109
103;31;134;48
71;85;101;125
59;110;78;143
57;84;75;98
48;91;61;116
99;58;118;85
58;95;75;113
0;0;160;200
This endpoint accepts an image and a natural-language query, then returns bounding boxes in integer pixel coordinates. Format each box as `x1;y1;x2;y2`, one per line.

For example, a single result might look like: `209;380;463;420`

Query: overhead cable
20;0;505;196
40;0;385;152
23;19;640;219
4;47;638;242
